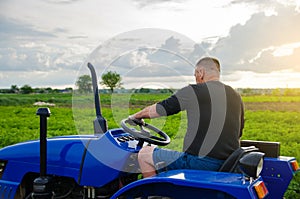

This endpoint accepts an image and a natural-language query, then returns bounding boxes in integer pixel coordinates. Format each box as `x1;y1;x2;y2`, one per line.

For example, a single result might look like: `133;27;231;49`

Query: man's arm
132;104;161;119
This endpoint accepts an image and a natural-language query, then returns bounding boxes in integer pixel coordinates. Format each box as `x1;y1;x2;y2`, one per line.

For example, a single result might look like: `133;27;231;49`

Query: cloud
211;4;300;74
251;45;300;72
0;14;92;73
0;70;78;88
222;70;300;88
1;0;300;89
85;28;197;71
228;0;299;9
131;0;185;8
43;0;81;4
110;47;196;78
0;16;56;40
84;29;209;84
0;40;87;73
230;0;277;6
68;35;89;39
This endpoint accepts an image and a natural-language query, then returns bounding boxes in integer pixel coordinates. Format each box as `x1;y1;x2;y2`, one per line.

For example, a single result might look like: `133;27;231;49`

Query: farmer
128;57;244;178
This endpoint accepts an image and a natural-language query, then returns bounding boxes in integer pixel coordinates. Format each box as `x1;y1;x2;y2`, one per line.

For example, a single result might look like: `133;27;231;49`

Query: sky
1;0;300;89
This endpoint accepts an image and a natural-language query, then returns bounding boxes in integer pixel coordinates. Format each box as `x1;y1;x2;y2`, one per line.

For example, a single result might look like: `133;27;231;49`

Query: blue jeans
152;148;224;172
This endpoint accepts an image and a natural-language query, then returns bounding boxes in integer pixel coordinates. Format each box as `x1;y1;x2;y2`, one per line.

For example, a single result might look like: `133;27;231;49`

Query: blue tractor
0;63;299;199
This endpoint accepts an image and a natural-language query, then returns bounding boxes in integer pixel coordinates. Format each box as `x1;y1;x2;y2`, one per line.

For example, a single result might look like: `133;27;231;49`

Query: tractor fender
111;169;260;199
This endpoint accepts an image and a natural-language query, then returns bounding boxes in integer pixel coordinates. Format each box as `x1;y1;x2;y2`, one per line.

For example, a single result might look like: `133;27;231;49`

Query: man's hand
127;115;145;126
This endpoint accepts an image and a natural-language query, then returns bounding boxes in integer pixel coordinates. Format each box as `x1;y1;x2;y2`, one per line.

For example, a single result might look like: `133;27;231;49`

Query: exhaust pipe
87;63;108;134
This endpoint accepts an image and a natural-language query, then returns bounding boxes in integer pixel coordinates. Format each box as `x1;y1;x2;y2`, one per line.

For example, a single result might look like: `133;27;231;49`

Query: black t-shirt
156;81;244;160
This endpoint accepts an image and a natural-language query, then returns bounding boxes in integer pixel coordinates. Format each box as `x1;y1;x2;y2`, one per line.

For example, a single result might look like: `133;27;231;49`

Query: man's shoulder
194;81;241;97
178;82;239;95
207;81;238;93
189;81;224;90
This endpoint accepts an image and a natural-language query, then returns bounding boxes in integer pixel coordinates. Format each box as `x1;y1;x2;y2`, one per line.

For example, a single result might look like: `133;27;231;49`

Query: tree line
0;85;73;94
0;71;121;94
2;70;300;95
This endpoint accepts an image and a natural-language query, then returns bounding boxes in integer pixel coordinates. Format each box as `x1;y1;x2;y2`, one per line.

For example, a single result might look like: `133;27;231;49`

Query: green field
0;93;299;198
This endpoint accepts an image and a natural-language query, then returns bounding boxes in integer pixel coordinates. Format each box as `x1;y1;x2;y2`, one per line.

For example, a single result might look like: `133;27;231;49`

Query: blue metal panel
0;180;19;199
112;169;261;199
2;161;39;182
261;157;296;198
0;136;92;182
79;129;139;187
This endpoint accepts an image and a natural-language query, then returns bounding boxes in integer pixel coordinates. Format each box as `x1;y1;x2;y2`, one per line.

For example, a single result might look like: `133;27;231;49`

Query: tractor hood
0;135;96;166
0;135;99;182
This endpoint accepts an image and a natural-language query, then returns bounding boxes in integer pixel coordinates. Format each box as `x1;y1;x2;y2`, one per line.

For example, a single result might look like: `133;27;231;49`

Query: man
129;57;244;178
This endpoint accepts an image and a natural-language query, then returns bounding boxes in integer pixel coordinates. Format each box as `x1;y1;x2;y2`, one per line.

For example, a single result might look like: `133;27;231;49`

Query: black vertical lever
36;107;51;177
32;107;53;199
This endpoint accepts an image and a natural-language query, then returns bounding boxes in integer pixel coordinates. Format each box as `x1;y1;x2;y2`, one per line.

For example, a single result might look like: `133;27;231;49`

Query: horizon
2;84;300;91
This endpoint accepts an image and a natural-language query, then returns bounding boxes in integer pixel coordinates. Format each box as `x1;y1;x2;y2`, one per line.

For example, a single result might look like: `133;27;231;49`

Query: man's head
194;57;220;83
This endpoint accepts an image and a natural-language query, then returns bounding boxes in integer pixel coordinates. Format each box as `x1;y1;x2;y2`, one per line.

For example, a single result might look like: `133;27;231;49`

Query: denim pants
152;148;224;172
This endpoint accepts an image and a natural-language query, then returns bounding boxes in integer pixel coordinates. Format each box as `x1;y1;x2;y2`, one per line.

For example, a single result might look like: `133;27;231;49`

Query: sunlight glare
273;42;300;57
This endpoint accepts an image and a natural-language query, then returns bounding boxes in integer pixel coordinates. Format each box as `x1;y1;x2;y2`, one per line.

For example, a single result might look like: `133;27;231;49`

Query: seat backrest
218;146;258;172
241;140;280;158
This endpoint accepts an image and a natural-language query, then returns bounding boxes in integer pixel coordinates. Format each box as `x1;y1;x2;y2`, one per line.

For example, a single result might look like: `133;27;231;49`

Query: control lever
32;108;53;199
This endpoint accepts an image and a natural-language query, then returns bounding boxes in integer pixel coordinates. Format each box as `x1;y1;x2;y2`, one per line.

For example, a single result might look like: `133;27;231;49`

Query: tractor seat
218;146;258;173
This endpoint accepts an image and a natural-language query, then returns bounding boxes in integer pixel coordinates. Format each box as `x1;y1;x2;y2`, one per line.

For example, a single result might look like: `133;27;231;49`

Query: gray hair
196;57;220;73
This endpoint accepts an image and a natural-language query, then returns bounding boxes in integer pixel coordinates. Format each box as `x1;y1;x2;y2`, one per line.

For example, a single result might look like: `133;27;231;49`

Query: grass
1;93;299;158
0;93;73;106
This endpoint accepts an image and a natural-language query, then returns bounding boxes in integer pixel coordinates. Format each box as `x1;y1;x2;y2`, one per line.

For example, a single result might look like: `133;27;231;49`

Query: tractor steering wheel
121;119;170;146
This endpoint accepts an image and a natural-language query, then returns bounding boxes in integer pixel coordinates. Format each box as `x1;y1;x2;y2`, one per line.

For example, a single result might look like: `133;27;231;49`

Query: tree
45;87;53;93
100;71;122;93
76;75;92;93
20;84;33;94
10;85;19;93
